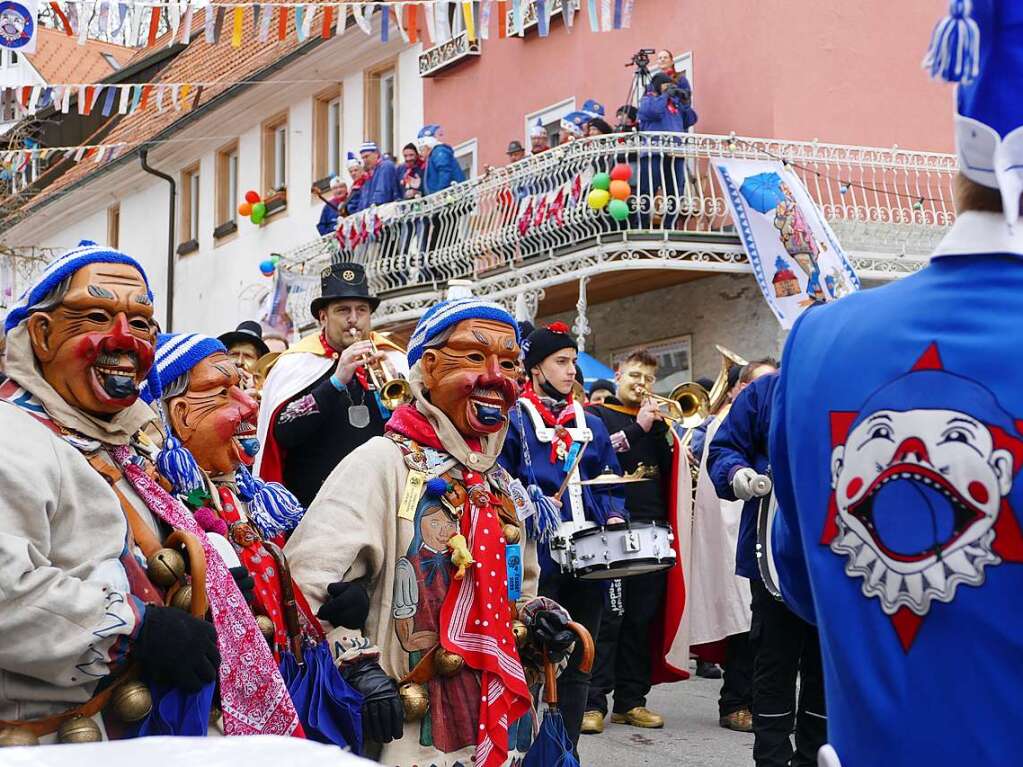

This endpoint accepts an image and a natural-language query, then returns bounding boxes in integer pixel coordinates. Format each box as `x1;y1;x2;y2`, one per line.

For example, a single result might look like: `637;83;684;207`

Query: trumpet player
255;262;406;508
708;369;826;767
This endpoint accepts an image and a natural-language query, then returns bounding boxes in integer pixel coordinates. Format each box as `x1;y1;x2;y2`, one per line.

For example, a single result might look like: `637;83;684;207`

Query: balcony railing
278;132;958;327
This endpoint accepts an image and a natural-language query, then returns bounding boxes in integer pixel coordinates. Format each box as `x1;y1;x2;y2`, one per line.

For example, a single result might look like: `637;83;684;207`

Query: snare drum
550;520;676;580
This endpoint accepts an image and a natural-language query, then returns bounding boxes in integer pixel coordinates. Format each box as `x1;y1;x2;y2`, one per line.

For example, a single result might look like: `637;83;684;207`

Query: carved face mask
27;262;156;418
167;351;259;476
421;318;520;437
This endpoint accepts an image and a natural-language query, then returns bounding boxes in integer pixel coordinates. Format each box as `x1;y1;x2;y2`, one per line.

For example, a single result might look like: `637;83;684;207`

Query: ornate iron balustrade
418;30;482;77
278;131;957;327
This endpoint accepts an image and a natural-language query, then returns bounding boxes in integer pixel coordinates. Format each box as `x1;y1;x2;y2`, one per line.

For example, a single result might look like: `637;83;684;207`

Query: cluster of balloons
238;190;268;225
259;254;281;277
586;163;633;221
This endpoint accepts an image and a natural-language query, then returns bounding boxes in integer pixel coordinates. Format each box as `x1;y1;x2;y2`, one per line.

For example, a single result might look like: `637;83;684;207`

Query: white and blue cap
925;0;1023;224
139;332;226;403
4;240;152;334
407;298;519;366
417;124;442;148
359;140;379;154
581;99;605;119
529;117;546;138
345;151;362;169
560;111;590;137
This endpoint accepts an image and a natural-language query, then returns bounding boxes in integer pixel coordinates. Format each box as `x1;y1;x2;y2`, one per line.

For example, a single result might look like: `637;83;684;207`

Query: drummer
583;349;675;733
707;370;826;767
499;321;626;749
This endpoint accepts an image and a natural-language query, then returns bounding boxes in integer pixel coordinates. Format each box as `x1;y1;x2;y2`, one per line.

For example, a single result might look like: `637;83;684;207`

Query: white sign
713;158;859;329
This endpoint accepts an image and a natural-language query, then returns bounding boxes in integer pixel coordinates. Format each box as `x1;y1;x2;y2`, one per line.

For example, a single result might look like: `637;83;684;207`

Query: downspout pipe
139;149;176;331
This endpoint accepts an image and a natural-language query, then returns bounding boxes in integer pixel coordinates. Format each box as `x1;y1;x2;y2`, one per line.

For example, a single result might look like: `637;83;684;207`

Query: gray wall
540;274;789;381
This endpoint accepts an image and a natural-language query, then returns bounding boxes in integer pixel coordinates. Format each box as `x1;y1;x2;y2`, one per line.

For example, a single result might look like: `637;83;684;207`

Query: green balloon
591;172;611;192
251;210;265;225
252;202;267;217
270;254;281;265
608;198;630;221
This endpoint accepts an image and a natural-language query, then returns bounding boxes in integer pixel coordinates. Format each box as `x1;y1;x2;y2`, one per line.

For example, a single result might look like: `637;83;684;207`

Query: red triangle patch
891;607;924;652
911;342;943;371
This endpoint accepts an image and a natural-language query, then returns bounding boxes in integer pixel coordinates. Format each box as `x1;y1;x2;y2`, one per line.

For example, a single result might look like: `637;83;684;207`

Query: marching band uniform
498;323;627;747
708;373;825;767
255;263;405;507
769;4;1023;764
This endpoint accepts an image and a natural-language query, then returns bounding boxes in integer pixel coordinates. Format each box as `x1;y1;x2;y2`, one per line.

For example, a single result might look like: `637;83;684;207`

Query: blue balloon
259;259;275;275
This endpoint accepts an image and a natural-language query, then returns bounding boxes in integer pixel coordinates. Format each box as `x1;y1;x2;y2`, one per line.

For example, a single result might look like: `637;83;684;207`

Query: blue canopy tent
575;352;614;389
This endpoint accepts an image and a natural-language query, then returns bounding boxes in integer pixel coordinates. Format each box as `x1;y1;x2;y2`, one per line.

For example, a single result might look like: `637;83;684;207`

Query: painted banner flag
713;158;860;329
0;0;38;53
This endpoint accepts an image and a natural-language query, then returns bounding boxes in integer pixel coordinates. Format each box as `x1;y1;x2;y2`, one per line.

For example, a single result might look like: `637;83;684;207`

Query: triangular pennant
301;3;316;40
536;0;548;36
231;4;244;46
78;2;94;45
621;0;634;28
586;0;598;31
66;0;80;36
497;0;506;37
393;6;410;43
512;0;524;36
461;1;475;41
277;4;289;40
351;2;371;34
100;84;118;116
166;0;182;41
423;0;436;42
129;83;143;113
111;1;129;36
146;4;162;46
180;2;193;42
405;2;417;43
258;3;272;40
479;0;491;39
179;83;192;109
205;1;216;42
600;0;612;31
612;0;622;29
321;4;333;38
335;3;348;37
118;83;131;114
435;0;451;41
128;0;143;45
26;85;40;113
380;3;388;41
213;5;225;42
294;4;305;39
61;85;73;113
562;0;574;31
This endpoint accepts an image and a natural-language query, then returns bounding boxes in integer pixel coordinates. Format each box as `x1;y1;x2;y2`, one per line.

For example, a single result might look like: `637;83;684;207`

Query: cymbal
580;473;654;486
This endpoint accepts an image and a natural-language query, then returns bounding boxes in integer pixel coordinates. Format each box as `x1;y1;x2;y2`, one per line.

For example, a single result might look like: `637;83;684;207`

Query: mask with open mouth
420;318;521;438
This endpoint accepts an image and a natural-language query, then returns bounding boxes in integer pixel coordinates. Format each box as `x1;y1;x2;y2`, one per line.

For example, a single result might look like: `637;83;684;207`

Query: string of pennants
33;0;634;51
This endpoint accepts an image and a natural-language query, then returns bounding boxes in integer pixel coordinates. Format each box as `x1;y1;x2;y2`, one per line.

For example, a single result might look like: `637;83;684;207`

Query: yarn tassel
156;435;206;496
923;0;980;84
236;465;306;539
526;484;562;543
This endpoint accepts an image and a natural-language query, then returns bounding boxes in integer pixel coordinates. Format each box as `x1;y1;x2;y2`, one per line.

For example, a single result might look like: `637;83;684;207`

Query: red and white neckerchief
521;381;577;463
439;469;531;767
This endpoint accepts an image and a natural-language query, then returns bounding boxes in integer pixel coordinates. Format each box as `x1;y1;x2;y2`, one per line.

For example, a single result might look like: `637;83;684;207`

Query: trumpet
637;382;710;430
363;333;413;411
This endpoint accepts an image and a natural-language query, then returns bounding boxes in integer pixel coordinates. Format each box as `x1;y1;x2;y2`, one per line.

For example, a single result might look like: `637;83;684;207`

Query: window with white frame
180;164;200;245
366;61;398;159
273;125;287;190
314;88;342;184
215;141;239;230
524;98;575;149
328;97;341;175
454;138;477;180
262;113;288;198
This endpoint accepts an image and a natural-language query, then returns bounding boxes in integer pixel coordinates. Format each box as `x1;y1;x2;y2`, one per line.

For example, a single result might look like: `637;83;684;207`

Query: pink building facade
426;0;953;169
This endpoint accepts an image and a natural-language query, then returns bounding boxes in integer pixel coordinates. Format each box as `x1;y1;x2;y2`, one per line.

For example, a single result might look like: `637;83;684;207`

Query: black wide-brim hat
310;262;381;317
218;319;270;357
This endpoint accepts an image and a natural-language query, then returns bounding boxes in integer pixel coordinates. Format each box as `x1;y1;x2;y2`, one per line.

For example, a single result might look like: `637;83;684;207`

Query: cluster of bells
0;545;201;747
399;523;526;722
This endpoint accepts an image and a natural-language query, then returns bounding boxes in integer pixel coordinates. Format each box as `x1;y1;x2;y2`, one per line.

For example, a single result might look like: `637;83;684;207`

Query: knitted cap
581;99;606;118
417;124;442;147
4;240;152;333
522;322;577;372
407;298;518;366
139;332;226;403
346;151;362;168
359;140;379;154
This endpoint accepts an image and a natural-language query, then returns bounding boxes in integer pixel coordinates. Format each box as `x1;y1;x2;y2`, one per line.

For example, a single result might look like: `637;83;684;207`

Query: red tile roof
24;27;129;84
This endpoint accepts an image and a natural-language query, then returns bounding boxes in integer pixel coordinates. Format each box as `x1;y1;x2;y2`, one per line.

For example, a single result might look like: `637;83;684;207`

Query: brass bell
434;649;465;677
169;584;193;612
110;680;153;723
0;726;40;747
57;715;103;744
502;523;522;544
399;682;429;721
146;547;186;587
511;620;529;649
256;615;276;643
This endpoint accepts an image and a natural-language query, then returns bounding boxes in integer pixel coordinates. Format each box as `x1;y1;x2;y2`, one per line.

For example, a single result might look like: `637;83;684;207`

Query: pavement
577;665;754;767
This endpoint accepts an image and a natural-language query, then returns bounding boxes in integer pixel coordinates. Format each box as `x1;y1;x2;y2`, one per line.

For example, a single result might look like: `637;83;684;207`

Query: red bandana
386;403;482;452
521;382;577;463
439;470;531;767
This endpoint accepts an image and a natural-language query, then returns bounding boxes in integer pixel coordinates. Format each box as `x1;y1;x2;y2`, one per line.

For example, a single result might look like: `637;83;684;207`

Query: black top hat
218;320;270;357
310;262;380;318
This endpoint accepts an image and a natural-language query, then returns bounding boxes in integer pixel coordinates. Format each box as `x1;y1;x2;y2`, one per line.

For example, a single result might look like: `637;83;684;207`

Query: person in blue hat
558;111;590;145
769;3;1023;765
315;176;348;236
343;152;367;215
417;124;466;196
359;140;402;207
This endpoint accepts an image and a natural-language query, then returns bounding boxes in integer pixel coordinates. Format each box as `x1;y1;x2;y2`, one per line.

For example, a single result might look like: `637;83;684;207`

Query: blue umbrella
739;172;786;214
131;679;216;737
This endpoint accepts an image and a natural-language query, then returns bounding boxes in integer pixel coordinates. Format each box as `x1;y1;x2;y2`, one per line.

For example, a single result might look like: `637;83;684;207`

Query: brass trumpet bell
379;377;414;411
637;383;710;429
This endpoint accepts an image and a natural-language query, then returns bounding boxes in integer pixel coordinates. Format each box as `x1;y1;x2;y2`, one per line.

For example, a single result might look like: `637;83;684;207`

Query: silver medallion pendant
348;404;371;429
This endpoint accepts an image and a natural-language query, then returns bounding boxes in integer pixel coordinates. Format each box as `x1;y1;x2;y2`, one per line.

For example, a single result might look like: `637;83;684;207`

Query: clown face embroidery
824;343;1023;650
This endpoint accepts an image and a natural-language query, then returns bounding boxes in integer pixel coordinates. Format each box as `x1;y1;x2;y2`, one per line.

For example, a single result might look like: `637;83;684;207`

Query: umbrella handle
566;621;595;674
165;530;208;618
540;621;596;707
264;542;305;662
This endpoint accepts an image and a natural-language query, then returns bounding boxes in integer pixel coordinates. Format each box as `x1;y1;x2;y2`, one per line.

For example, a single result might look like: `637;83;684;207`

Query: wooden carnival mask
167;351;259;476
420;318;520;438
26;262;156;418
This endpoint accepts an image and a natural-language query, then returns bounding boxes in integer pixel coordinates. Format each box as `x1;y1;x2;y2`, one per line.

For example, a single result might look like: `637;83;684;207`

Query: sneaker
718;708;753;732
695;660;723;679
581;710;605;735
610;707;664;729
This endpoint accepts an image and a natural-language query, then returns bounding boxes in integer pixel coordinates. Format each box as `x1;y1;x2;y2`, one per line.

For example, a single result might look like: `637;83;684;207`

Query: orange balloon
609;180;631;200
238;202;253;217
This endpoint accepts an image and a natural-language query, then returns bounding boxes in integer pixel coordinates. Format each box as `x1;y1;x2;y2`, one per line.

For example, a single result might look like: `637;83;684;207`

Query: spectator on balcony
587;117;614;137
343;152;366;215
417;124;465;196
400;142;425;200
316;176;348;236
530;118;550;155
359;140;402;208
638;73;697;229
582;99;607;121
506;140;526;163
615;105;639;133
558;111;589;145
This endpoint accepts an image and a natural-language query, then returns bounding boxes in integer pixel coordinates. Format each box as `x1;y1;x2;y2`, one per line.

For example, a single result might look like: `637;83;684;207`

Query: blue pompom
78;239;97;247
236;465;305;538
923;0;980;84
425;477;450;497
156;435;205;496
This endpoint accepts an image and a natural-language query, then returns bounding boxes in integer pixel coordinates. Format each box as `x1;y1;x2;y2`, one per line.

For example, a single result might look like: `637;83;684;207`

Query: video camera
626;48;656;74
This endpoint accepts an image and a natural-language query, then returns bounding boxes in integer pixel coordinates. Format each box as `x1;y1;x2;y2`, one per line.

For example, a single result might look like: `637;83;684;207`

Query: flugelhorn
637;382;710;430
363;332;413;410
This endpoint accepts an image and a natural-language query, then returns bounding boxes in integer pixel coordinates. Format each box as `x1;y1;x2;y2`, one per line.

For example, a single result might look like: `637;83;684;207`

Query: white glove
731;467;771;501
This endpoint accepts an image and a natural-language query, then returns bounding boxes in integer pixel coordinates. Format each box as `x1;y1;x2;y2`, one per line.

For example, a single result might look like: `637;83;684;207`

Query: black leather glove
317;581;370;629
229;566;256;605
529;609;576;663
135;605;220;692
341;658;404;744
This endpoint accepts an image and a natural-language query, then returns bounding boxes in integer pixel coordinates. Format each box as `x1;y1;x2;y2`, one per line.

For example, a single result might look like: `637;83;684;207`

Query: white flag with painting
713;158;860;329
0;0;38;54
